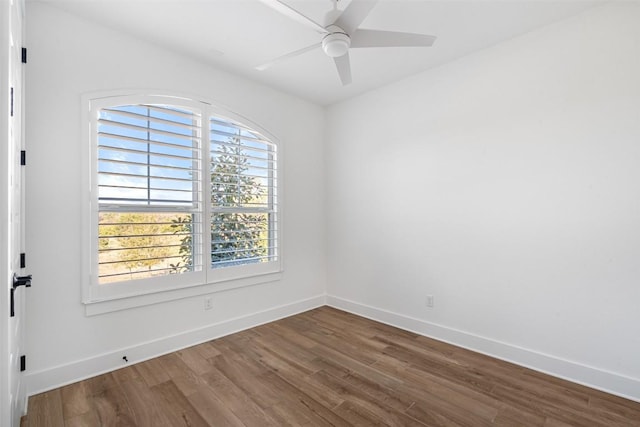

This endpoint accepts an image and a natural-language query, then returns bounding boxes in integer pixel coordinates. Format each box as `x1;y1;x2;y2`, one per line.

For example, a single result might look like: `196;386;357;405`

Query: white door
1;0;26;426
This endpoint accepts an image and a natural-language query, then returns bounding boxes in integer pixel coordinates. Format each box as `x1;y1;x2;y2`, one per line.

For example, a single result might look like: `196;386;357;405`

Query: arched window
84;94;279;306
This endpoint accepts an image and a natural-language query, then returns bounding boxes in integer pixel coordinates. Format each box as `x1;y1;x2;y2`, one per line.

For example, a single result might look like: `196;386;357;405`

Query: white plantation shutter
98;105;201;206
209;117;278;268
87;94;281;304
96;104;203;283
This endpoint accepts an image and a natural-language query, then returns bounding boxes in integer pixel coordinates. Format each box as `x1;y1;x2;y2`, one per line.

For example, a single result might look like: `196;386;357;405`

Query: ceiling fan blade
258;0;327;34
334;53;352;86
256;43;321;71
334;0;378;35
351;29;437;48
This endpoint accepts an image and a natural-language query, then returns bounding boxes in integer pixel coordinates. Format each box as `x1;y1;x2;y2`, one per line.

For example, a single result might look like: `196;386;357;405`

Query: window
84;94;280;304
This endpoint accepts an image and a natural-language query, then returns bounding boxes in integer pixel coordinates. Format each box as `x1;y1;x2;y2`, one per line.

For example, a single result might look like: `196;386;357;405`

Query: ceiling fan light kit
322;28;351;57
257;0;437;85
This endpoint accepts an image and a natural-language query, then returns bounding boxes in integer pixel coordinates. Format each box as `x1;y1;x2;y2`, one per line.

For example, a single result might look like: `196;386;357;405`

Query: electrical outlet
204;296;213;310
426;295;434;308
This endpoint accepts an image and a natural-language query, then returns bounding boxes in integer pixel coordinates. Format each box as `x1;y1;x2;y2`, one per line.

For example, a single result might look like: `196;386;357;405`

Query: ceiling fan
256;0;437;85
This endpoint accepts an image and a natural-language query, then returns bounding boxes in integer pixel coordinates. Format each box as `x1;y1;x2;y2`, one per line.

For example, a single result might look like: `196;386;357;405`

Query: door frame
1;0;26;425
1;0;13;421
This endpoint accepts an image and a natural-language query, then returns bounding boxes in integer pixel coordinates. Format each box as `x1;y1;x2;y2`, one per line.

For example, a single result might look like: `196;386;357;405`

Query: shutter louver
210;117;278;268
97;105;203;283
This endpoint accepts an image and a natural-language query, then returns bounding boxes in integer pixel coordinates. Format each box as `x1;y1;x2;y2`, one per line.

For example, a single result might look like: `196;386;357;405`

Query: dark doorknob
13;274;32;289
10;274;32;317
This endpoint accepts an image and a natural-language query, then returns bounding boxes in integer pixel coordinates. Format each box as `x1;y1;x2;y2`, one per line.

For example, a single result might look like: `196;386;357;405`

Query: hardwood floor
23;307;640;426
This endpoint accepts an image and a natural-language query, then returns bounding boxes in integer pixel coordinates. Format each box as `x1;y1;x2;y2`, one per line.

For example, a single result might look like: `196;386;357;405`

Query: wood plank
199;369;281;426
118;377;173;427
111;365;140;385
175;345;213;375
268;322;319;349
370;354;504;421
85;373;119;396
493;405;546;426
514;369;591;409
185;383;246;427
310;369;427;426
157;352;208;397
59;380;92;420
91;384;136;426
264;403;314;427
282;316;380;365
306;308;390;352
64;411;101;427
589;395;640;422
382;342;497;393
192;341;221;359
252;332;323;375
209;337;269;377
258;352;345;410
262;384;353;427
27;390;64;427
210;354;283;409
490;384;615;427
134;358;171;388
400;402;466;427
150;380;209;427
544;418;576;427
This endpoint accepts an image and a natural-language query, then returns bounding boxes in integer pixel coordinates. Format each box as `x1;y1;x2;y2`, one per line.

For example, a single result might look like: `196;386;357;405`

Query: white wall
24;3;326;392
326;2;640;400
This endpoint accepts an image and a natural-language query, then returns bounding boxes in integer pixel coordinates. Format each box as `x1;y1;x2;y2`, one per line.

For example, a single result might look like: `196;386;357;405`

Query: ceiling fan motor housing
322;26;351;57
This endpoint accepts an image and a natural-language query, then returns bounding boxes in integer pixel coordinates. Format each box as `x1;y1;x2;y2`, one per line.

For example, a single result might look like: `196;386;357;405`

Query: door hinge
20;151;26;166
20;355;26;372
21;47;27;64
20;253;26;269
10;87;13;117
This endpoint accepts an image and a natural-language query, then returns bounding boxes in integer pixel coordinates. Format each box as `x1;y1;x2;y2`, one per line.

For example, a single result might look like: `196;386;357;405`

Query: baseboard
26;294;326;396
326;295;640;403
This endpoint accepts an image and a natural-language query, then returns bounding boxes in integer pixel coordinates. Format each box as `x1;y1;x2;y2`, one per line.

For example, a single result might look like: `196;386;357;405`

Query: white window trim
81;91;283;315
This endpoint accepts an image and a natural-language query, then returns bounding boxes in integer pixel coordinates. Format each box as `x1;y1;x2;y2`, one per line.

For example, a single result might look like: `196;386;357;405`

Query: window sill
84;271;282;316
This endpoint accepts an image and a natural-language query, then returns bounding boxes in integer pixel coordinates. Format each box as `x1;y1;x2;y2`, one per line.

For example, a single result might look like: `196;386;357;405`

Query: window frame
82;92;283;314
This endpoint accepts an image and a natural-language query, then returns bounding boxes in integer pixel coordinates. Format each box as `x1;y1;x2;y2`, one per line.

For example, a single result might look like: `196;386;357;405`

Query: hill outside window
84;94;280;306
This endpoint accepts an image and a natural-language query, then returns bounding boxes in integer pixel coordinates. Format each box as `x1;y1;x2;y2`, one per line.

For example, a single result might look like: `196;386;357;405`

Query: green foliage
211;140;267;266
172;137;269;270
211;142;265;207
169;215;193;273
211;212;267;266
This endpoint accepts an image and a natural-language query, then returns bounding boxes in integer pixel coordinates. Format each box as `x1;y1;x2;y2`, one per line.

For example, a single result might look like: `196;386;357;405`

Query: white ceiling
35;0;602;106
